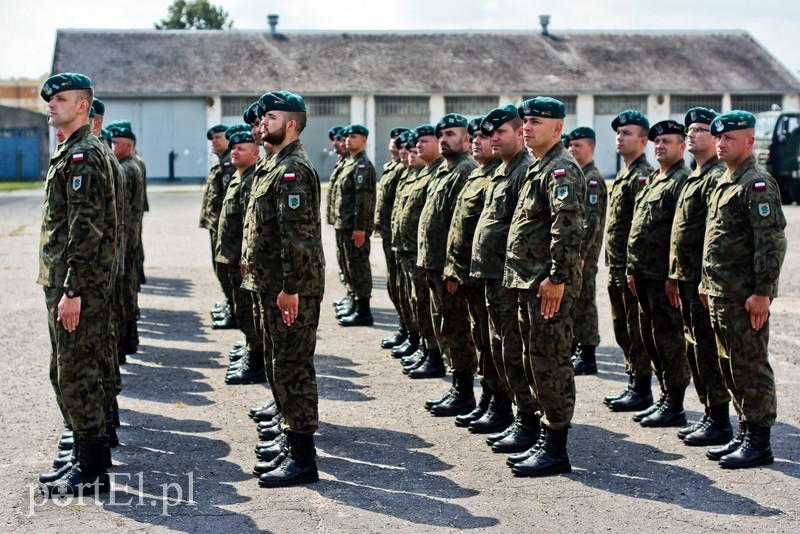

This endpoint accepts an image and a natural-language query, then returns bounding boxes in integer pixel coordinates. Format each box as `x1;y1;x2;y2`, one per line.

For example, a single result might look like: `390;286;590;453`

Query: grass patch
0;181;43;191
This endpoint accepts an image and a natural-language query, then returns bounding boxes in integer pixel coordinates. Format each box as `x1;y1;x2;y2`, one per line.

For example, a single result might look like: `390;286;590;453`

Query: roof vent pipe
268;14;279;35
540;14;550;36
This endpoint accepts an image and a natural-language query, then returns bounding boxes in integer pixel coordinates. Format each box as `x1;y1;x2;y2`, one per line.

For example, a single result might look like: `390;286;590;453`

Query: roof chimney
268;14;279;35
539;14;551;36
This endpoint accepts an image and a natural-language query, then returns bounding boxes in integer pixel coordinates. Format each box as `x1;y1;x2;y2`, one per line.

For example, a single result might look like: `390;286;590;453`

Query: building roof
51;29;800;97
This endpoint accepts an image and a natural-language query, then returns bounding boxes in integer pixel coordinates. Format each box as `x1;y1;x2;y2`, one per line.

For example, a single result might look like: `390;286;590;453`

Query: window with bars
221;96;259;117
730;94;783;113
522;95;577;115
304;96;350;116
376;96;429;116
670;95;723;114
444;96;498;115
594;95;648;115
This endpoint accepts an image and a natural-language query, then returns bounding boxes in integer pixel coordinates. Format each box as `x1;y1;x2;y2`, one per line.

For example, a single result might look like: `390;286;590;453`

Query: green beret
111;127;135;142
207;124;228;140
467;116;484;138
567;126;596;141
335;128;347;140
228;130;256;148
612;110;649;131
390;127;411;139
40;73;92;102
101;127;112;143
435;113;468;137
710;111;756;136
561;133;569;148
405;135;417;150
91;98;105;116
328;125;345;141
89;106;96;118
345;124;369;137
518;96;566;119
108;120;132;130
225;124;251;140
480;105;518;136
258;90;307;114
648;120;685;141
684;107;718;127
243;102;260;125
413;124;436;140
394;130;411;148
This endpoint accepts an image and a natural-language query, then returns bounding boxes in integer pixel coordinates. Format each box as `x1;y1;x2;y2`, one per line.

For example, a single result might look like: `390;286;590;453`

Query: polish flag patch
553;168;566;177
754;181;766;191
283;172;296;181
588;180;598;187
358;164;366;170
72;153;84;162
637;176;648;183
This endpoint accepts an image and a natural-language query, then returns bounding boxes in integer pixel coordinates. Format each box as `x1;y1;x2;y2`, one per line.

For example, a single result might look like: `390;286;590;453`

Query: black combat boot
257;414;283;431
573;345;598;375
707;421;747;461
211;298;228;315
401;348;426;373
425;385;455;411
678;408;709;439
258;433;319;488
40;435;78;484
491;411;541;453
640;388;687;428
511;426;571;477
430;372;476;416
570;339;579;363
392;333;419;358
339;298;374;327
683;403;733;446
468;391;514;434
332;294;351;308
59;431;74;451
604;374;633;405
335;299;356;319
485;420;516;445
719;423;774;469
250;400;279;422
408;348;446;379
608;376;653;412
212;310;238;329
506;426;548;466
633;390;667;422
229;346;248;362
455;384;492;427
226;352;267;385
41;437;110;497
111;397;121;428
254;434;289;467
381;328;408;349
257;415;283;442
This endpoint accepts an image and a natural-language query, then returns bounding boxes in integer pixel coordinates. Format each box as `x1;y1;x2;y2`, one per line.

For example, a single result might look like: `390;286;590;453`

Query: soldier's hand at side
745;294;770;331
352;230;366;248
537;278;564;319
446;280;459;294
698;284;709;309
277;291;299;327
57;294;81;333
627;275;637;297
665;280;681;308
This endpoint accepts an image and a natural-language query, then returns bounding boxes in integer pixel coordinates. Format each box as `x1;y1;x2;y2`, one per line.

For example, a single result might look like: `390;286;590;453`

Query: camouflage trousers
210;229;234;303
104;278;122;420
258;292;321;435
46;287;108;440
574;257;600;346
708;295;777;427
607;267;651;380
398;252;436;350
633;276;691;391
382;238;405;330
520;276;580;431
335;230;353;297
462;281;503;392
122;251;140;324
341;230;372;300
219;263;263;354
678;281;730;408
393;251;416;336
426;270;477;374
486;280;537;414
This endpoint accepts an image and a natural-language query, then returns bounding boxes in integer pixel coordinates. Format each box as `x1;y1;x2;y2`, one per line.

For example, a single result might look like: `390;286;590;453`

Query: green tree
154;0;233;30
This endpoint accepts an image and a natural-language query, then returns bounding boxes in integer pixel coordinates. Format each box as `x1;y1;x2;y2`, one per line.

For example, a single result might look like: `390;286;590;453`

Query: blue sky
2;0;798;79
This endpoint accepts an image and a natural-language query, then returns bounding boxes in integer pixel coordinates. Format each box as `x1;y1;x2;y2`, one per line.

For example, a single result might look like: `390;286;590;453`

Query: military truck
754;108;800;203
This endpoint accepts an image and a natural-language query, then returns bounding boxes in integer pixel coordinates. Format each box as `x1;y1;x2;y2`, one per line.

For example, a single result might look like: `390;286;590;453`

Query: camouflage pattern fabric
461;282;504;392
607;267;651;379
426;270;476;373
398;252;437;350
575;162;607;346
396;159;445;253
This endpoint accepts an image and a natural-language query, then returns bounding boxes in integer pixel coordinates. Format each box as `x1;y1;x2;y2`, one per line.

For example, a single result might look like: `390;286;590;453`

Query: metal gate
0;127;40;179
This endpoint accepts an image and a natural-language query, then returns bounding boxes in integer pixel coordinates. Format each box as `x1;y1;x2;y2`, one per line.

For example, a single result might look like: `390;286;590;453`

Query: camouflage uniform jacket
470;148;534;280
118;156;144;254
396;158;445;253
627;160;689;280
443;158;501;285
325;156;347;226
242;153;272;261
418;151;478;271
216;163;256;266
199;149;234;230
580;161;608;263
701;155;786;299
38;124;117;295
132;152;148;212
374;159;403;237
504;143;585;289
333;151;376;233
390;166;416;252
242;140;325;297
604;153;654;268
100;143;126;277
668;156;726;283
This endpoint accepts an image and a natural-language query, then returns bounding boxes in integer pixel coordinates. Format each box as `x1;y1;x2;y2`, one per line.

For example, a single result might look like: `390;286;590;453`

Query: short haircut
636;125;649;138
286;111;307;134
76;88;94;108
507;116;523;130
